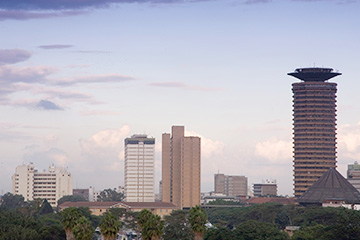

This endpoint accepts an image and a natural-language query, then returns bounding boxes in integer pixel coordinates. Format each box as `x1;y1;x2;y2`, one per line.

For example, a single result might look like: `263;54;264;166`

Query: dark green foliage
97;189;124;202
141;214;164;240
204;227;234;240
233;220;289;240
0;192;25;210
163;210;193;240
99;212;121;240
40;199;54;215
57;195;88;206
73;216;94;240
206;199;244;205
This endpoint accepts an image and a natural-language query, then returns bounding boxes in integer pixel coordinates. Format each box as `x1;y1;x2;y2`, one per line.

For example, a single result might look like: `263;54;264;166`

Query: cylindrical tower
288;67;341;198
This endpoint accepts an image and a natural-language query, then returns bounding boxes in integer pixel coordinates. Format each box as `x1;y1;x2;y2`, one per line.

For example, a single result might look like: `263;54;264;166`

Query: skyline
1;0;360;196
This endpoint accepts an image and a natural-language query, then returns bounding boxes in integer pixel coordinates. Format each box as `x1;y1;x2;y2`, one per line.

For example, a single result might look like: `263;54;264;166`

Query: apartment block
214;173;248;197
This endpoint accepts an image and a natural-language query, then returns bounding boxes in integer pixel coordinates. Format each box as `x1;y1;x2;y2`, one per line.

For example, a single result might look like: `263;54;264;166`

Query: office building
288;67;341;198
347;161;360;193
162;126;201;209
12;163;72;207
253;182;277;197
214;173;247;197
124;134;155;202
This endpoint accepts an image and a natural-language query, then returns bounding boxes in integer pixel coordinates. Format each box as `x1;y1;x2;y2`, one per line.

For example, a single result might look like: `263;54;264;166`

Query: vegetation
2;192;360;240
189;205;208;240
97;188;124;202
57;195;88;206
99;212;121;240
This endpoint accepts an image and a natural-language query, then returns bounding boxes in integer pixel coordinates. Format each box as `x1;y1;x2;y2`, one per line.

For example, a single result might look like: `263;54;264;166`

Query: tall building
12;163;72;207
214;173;248;197
288;67;341;198
347;161;360;193
162;126;201;209
124;134;155;202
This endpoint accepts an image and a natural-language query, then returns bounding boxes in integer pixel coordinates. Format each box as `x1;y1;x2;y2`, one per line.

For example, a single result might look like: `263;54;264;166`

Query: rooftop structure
297;168;360;205
288;67;341;198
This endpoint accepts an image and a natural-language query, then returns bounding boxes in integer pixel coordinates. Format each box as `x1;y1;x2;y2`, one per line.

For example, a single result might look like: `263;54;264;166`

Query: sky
1;0;360;197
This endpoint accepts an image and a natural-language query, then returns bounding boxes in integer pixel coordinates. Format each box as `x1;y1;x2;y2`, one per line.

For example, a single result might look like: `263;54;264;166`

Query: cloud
0;10;86;21
149;81;223;91
80;109;122;116
38;44;73;49
0;65;57;84
23;148;70;168
255;138;292;164
0;49;31;65
338;122;360;160
53;74;135;86
244;0;271;4
36;99;63;110
185;131;225;158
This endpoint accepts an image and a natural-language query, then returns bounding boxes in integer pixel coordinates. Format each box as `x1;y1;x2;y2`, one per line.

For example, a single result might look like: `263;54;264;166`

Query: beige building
12;163;73;207
59;201;177;218
162;126;201;209
214;173;248;197
124;134;155;202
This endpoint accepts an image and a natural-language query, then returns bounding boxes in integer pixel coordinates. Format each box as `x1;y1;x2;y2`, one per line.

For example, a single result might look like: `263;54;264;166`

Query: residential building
124;134;155;202
59;201;177;218
288;67;341;197
253;181;277;197
73;188;90;201
12;163;72;207
162;126;201;209
214;173;247;197
347;161;360;192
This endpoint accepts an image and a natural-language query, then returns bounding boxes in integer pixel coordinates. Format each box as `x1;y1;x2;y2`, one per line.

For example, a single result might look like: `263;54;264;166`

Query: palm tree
73;216;95;240
143;214;164;240
61;207;82;240
138;209;153;229
99;212;122;240
189;205;208;240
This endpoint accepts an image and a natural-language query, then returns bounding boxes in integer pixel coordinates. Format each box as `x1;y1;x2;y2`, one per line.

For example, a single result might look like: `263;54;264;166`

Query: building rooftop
288;67;341;82
59;201;177;209
297;168;360;205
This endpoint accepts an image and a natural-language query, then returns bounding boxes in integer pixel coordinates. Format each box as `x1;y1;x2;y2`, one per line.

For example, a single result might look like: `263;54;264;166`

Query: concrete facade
288;68;341;198
12;163;73;206
124;134;155;202
253;183;277;197
214;173;248;197
162;126;201;209
347;161;360;193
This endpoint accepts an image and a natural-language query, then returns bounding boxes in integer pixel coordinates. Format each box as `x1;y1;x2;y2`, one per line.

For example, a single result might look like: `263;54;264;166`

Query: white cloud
185;131;225;158
255;138;292;164
338;122;360;159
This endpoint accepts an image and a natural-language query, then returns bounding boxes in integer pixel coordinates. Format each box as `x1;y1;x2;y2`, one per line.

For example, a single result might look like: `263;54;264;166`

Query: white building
12;163;73;207
124;134;155;202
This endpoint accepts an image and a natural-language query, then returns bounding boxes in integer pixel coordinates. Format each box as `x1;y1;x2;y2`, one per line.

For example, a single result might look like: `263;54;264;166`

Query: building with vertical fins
124;134;155;202
162;126;201;209
288;67;341;198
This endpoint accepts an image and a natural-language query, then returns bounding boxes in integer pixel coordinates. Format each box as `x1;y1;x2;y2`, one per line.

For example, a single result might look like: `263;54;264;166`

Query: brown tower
162;126;201;209
288;67;341;198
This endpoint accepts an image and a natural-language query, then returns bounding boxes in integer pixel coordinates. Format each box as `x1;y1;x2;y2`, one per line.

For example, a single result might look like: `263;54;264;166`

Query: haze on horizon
1;0;360;197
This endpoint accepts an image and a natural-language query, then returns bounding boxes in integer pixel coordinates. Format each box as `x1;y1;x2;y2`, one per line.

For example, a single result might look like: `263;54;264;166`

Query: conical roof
297;168;360;205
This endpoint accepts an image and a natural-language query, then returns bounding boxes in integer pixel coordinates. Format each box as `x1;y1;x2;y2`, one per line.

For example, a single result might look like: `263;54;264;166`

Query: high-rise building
124;134;155;202
12;163;72;207
214;173;248;197
162;126;201;209
288;67;341;198
347;161;360;193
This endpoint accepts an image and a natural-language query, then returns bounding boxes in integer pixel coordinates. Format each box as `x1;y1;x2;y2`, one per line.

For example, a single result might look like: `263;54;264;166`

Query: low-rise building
253;180;277;197
59;201;177;218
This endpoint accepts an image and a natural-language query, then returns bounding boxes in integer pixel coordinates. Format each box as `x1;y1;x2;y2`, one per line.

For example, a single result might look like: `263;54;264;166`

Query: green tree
39;199;54;215
97;188;124;202
73;216;94;240
233;220;289;240
189;205;208;240
204;227;234;240
99;212;122;240
58;195;88;206
0;192;25;210
142;214;164;240
163;210;193;240
138;209;153;229
61;207;82;240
